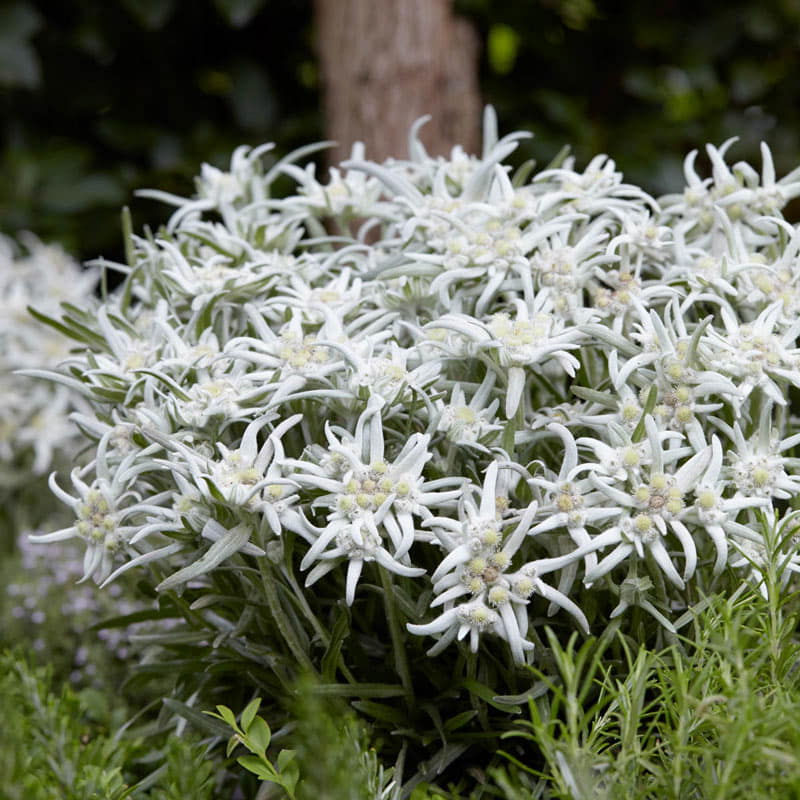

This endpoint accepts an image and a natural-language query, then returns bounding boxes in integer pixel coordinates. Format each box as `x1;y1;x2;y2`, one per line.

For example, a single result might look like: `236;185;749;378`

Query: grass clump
493;536;800;799
0;651;216;800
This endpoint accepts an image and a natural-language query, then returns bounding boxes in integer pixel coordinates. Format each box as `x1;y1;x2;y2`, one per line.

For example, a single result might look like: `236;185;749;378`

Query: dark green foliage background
4;0;800;258
463;0;800;196
0;0;319;262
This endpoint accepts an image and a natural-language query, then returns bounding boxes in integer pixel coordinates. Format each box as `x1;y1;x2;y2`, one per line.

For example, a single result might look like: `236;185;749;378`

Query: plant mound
32;109;800;784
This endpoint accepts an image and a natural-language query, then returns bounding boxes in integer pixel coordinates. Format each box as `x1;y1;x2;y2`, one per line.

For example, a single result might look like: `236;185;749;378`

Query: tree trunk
314;0;482;166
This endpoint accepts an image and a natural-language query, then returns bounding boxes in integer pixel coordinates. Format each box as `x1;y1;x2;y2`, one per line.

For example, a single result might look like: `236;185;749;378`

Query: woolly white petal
407;606;460;637
648;538;685;589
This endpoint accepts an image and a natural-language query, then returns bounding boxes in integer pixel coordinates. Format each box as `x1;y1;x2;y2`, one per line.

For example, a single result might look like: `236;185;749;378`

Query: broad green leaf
276;748;295;773
214;704;237;728
241;697;262;732
281;760;300;793
237;754;276;781
246;716;271;755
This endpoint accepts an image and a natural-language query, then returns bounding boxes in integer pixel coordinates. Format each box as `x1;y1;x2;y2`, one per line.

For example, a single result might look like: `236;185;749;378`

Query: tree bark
314;0;482;166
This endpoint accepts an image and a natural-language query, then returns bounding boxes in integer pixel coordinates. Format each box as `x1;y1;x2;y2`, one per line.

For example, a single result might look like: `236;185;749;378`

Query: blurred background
3;0;800;264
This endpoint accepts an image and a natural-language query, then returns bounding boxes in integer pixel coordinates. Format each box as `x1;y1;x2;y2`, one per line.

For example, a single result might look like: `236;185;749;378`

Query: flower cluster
0;235;97;484
32;110;800;665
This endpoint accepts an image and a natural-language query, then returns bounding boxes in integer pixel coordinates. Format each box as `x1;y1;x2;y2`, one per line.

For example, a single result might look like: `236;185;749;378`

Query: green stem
258;560;317;675
379;568;413;698
281;561;357;685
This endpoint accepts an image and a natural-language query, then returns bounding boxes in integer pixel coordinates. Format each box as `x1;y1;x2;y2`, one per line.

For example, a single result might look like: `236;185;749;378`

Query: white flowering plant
0;235;98;544
28;110;800;789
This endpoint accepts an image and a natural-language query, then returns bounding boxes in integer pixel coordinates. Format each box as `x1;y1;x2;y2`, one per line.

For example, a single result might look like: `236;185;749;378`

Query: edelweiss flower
528;423;620;586
713;406;800;505
523;222;614;319
282;142;389;220
290;399;462;604
345;339;440;406
699;301;800;408
224;307;345;406
145;414;303;526
410;461;589;663
434;373;502;451
713;142;800;224
30;442;169;583
684;436;769;573
535;153;655;215
429;295;581;418
579;417;713;589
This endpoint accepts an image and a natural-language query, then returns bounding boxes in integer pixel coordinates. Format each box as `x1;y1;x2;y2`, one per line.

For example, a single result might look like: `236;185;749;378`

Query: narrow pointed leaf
157;523;253;592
